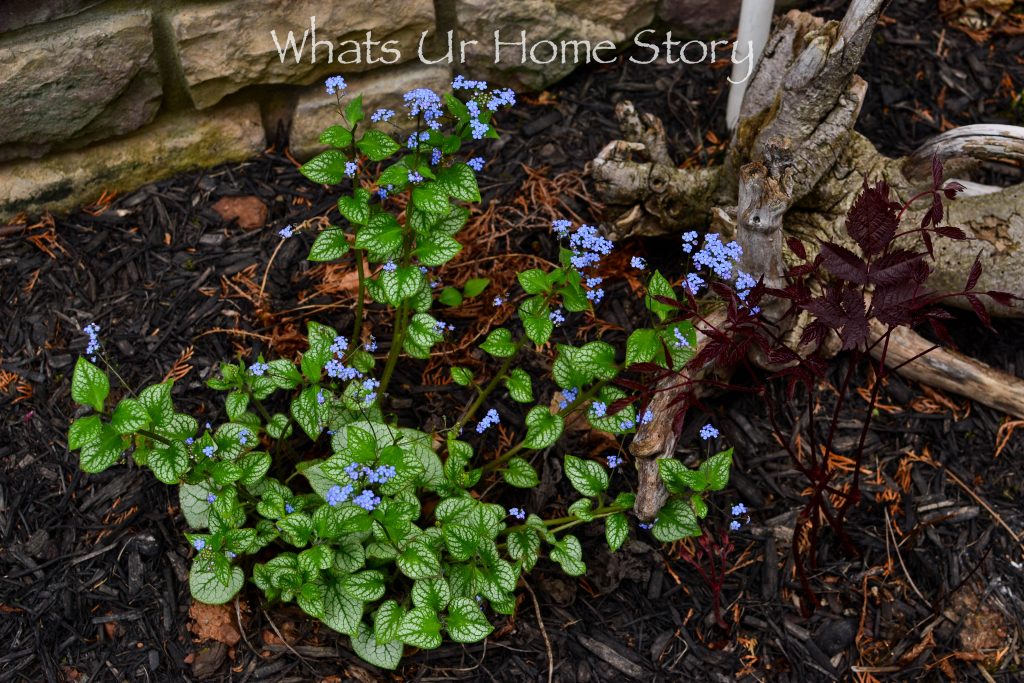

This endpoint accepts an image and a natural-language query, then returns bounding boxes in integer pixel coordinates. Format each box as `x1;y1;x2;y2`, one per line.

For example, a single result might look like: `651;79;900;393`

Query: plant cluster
67;75;738;668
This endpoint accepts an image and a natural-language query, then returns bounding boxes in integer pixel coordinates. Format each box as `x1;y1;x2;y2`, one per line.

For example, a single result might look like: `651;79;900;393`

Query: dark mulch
3;1;1024;681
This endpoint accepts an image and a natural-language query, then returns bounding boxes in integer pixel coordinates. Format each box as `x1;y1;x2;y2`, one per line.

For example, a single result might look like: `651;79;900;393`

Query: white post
726;0;776;130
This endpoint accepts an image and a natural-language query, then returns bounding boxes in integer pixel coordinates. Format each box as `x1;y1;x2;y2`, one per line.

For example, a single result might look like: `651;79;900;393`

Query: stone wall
0;0;745;219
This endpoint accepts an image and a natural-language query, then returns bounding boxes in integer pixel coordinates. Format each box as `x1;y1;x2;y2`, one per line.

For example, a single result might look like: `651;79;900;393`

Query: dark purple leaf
787;237;807;260
931;155;944;190
868;250;924;286
845;181;899;255
934;225;966;240
966;256;983;291
985;290;1017;306
965;293;993;330
820;242;868;284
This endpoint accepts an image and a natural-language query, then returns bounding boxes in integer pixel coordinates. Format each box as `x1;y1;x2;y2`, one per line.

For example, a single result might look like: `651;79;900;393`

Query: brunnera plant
67;75;734;669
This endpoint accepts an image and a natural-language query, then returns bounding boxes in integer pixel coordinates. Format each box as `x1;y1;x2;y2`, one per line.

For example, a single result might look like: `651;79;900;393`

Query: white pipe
726;0;776;131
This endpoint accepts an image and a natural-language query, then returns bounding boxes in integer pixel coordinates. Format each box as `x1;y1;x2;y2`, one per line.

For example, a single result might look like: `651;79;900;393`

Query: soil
2;1;1024;681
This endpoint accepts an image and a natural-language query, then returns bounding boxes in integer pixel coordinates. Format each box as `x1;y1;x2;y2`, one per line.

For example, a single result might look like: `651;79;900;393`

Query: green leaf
690;494;708;519
267;360;302;389
412;184;449;215
380;265;422;305
502;457;539;488
319;124;353;148
645;270;677;323
503;368;533;403
507;528;541;572
699;448;733;491
290;386;323;440
301;149;347;184
373;601;405;644
189;560;244;604
338;188;371;226
625;328;660;367
523;406;563;450
397;606;442;649
344;95;364;126
563;455;608;497
438;286;463;307
446;597;493;643
78;426;125;473
238;451;271;486
343;570;386;602
414;234;462;266
324;579;364;636
462;277;489;298
436;163;481;202
552;342;618;389
658;459;707;494
378;162;409;190
549;535;586;576
109;397;149;434
450;366;474;386
517;269;551;294
71;357;109;412
308;227;350;262
355;213;403;260
266;413;292;439
225;390;249;422
605;513;628;552
518;297;553;346
411;577;451;612
149;440;189;484
69;414;103;449
480;328;515;358
568;497;594;521
357;130;400;161
352;621;403;669
301;320;338;382
180;482;216;529
652;498;701;543
397;538;441;580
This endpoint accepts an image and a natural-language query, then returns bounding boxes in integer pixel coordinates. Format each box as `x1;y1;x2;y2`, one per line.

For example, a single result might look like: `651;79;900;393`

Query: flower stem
453;337;527;435
378;301;409;397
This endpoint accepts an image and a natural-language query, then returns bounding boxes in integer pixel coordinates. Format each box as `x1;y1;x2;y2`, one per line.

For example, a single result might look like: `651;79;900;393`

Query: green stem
500;504;627;538
136;428;172;446
379;301;409;397
352;248;366;346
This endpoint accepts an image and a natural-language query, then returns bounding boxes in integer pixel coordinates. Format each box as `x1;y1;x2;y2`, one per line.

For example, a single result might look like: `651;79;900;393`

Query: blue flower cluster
408;170;424;184
434;320;454;335
326;484;353;507
364;336;377;352
549;308;565;326
193;538;206;551
700;423;719;440
492;294;506;307
508;507;526;520
607;454;622;469
345;161;357;178
382;261;398;273
202;444;216;458
403;88;443;129
673;326;690;349
452;75;488;91
557;387;578;410
550;221;614;304
730;502;748;531
590;401;607;418
330;335;349;355
467;156;485;172
630;256;646;270
371;108;395;122
640;409;654;425
325;75;347;95
359;378;380;405
278;225;294;239
476;408;500;434
83;322;101;361
239;428;250;446
466;100;488;139
249;361;269;376
430;148;442;165
353;490;381;511
692;233;742;280
344;462;397;485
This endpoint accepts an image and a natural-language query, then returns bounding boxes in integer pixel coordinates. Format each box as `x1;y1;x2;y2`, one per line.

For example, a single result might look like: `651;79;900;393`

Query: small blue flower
83;322;101;360
681;231;698;253
353;489;381;511
640;409;654;425
508;507;526;520
607;455;622;469
735;271;756;301
700;423;719;440
364;336;377;352
557;387;578;410
430;148;442;165
284;503;295;514
487;88;516;110
324;75;347;95
493;294;506;307
452;74;488;91
673;327;690;349
330;335;349;355
638;521;654;530
249;361;269;376
476;408;500;434
549;308;565;326
408;170;424;184
730;520;741;531
630;256;647;270
685;273;705;295
590;401;607;418
731;503;747;516
551;219;572;238
344;161;357;178
226;551;237;559
344;462;363;480
202;445;216;458
371;108;395;122
238;428;250;446
278;225;294;239
192;538;206;552
467;156;485;171
382;261;398;273
317;389;325;405
326;484;353;507
375;465;397;484
185;437;194;445
206;494;216;503
360;378;379;405
619;419;635;430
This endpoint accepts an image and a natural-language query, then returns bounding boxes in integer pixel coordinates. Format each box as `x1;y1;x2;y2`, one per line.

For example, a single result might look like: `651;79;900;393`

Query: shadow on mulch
3;1;1024;681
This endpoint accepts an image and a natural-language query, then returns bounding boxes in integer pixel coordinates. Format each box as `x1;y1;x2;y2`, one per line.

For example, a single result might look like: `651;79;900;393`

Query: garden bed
2;1;1024;681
